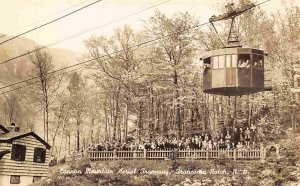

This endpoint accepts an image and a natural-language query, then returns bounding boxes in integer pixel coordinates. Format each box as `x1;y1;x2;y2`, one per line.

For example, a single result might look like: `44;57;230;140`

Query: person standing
204;133;209;142
233;127;239;148
250;124;257;144
245;127;251;146
225;131;231;146
239;127;244;145
219;139;225;150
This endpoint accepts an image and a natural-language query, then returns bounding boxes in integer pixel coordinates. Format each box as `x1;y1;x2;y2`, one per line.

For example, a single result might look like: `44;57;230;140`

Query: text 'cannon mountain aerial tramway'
202;2;272;96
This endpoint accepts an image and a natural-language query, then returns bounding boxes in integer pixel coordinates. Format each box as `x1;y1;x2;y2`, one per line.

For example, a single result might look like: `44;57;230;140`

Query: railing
66;147;265;162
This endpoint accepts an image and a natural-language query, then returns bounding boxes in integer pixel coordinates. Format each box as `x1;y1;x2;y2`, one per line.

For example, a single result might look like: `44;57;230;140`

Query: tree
85;25;146;141
28;50;60;142
50;92;71;156
143;11;199;138
0;94;21;124
67;72;86;151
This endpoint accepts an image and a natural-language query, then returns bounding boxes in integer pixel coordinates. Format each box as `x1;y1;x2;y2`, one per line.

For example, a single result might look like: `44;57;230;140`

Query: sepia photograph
0;0;299;185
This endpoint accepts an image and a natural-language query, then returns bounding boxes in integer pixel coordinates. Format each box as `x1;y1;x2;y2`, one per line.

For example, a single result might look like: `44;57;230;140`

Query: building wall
0;143;10;152
0;135;50;186
0;175;47;186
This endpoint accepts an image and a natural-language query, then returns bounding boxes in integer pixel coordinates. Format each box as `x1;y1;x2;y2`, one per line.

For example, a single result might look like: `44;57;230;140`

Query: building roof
0;150;10;160
0;124;10;133
0;131;51;150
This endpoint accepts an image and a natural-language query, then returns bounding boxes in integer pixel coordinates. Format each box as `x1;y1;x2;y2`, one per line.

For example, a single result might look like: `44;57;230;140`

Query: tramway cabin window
238;54;251;68
33;147;46;163
203;57;211;73
226;54;237;68
11;144;26;161
253;54;263;68
10;175;20;184
213;55;225;69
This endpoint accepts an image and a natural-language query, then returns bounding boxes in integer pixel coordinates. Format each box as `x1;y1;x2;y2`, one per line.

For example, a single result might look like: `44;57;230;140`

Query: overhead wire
0;0;97;41
0;0;103;45
0;0;173;95
0;40;159;96
0;20;209;95
208;0;272;47
0;66;85;95
0;0;272;95
0;0;171;65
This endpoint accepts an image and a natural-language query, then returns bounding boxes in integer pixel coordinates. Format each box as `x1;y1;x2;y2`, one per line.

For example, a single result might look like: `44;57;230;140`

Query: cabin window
213;55;225;69
232;55;237;67
33;148;46;163
203;57;211;65
10;175;20;184
226;55;231;68
219;55;225;68
203;57;211;73
253;54;263;68
33;176;41;183
225;54;237;68
213;56;219;69
238;54;251;68
11;144;26;161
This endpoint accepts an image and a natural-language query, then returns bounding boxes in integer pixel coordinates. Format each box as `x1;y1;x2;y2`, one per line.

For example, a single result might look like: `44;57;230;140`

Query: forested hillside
0;35;81;133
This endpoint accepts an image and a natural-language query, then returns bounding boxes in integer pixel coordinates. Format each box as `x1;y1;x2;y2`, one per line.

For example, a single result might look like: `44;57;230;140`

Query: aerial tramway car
202;3;270;96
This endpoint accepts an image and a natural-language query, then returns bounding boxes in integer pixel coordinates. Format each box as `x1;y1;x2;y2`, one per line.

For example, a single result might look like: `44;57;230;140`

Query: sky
0;0;299;53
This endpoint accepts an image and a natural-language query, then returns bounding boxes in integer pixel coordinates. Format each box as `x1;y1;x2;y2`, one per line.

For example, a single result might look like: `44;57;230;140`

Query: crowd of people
87;124;259;152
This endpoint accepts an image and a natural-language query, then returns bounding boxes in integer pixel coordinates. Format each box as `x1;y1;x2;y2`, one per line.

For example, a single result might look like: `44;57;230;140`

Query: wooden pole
143;149;147;159
233;149;236;161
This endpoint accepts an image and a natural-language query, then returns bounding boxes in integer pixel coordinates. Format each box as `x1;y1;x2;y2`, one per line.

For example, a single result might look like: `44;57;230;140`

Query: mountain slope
0;34;82;85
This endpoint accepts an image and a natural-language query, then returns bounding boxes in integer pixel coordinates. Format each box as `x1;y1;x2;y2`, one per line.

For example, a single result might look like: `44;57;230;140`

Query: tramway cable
0;66;85;95
0;0;103;45
0;0;97;40
0;0;272;95
0;20;210;94
0;0;171;65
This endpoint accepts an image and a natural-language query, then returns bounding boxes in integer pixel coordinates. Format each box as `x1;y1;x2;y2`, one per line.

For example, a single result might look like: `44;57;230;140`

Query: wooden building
0;123;50;186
